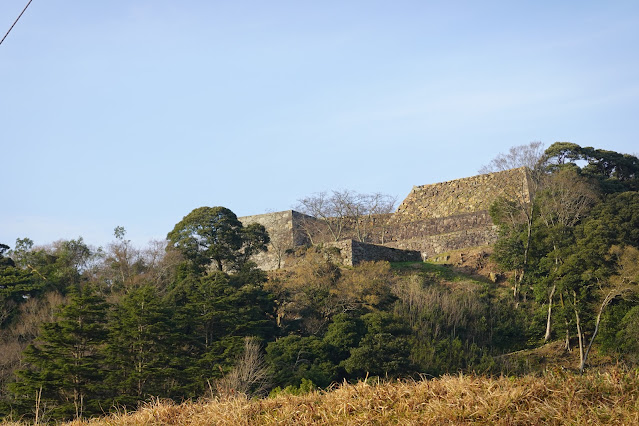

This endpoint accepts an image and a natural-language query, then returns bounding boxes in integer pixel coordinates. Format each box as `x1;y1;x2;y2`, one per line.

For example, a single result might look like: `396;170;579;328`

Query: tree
578;245;639;372
483;142;546;305
535;169;599;342
265;335;335;389
11;285;109;420
480;141;546;174
0;257;37;329
558;191;639;372
162;268;276;397
105;284;173;406
103;226;140;290
296;191;349;243
235;223;270;269
264;249;342;335
266;224;292;270
214;337;271;398
295;190;396;244
542;142;583;167
342;312;414;378
342;192;396;243
167;206;269;272
544;142;639;192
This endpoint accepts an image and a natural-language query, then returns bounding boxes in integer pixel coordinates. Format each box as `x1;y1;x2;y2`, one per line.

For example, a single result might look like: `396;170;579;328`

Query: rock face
239;168;531;269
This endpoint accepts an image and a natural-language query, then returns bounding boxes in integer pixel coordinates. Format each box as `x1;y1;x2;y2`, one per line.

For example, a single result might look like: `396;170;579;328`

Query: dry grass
27;368;634;425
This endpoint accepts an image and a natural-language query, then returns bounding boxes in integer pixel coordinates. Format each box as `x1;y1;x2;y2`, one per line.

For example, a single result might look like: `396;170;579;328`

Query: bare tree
214;337;271;398
479;141;546;174
296;190;396;244
296;191;349;242
345;192;397;243
267;226;292;269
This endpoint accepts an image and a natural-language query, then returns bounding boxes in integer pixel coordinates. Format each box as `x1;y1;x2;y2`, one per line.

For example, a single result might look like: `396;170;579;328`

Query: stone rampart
239;168;529;269
239;210;318;270
385;226;498;258
396;167;531;221
326;240;422;266
385;211;493;241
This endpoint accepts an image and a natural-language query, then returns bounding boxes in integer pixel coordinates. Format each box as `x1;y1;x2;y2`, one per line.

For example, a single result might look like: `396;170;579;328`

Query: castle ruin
239;167;532;269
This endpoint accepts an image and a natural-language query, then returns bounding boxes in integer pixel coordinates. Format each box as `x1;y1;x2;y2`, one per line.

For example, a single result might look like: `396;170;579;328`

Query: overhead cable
0;0;34;47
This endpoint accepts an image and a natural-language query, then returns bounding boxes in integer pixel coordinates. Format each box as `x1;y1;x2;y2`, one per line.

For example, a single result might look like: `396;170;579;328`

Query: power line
0;0;34;47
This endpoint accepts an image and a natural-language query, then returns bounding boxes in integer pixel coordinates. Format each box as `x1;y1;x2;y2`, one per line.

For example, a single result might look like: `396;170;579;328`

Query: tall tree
544;142;639;192
164;268;277;397
167;206;269;272
559;191;639;371
535;169;599;342
11;285;109;420
484;142;547;305
105;283;173;406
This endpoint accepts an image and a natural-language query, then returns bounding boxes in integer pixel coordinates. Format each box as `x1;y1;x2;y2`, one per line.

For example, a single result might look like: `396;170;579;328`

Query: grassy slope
25;369;634;425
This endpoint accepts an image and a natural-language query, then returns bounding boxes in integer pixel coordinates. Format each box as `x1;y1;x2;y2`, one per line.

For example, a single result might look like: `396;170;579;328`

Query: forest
1;142;638;422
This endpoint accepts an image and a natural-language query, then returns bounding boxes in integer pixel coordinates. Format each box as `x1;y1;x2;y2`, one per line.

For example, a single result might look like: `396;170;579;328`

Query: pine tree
10;285;109;420
165;269;276;396
104;283;173;407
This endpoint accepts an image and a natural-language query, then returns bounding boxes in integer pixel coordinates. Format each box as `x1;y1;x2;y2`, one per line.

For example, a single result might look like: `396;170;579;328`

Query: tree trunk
544;284;556;342
560;292;570;351
545;248;560;343
582;290;618;373
572;290;585;373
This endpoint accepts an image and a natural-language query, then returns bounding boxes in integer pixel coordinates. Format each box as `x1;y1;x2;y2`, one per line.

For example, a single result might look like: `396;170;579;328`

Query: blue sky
2;1;638;249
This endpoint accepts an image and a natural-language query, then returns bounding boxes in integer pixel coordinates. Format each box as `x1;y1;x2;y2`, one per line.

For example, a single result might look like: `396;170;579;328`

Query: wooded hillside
1;142;638;422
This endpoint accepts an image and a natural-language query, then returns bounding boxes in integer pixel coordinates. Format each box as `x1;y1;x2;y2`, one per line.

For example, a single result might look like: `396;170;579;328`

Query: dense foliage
1;143;638;422
490;142;639;372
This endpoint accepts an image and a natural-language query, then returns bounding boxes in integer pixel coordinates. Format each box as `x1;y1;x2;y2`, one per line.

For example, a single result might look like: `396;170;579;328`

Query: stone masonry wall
239;210;319;270
327;240;422;266
239;168;530;269
239;211;295;271
385;226;498;258
395;167;531;221
385;211;493;241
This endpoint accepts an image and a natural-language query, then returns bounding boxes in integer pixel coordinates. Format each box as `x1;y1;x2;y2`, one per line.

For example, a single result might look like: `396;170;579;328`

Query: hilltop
1;142;638;423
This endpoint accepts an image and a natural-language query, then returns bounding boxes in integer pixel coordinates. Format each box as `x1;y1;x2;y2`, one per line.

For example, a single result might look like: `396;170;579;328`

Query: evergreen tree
10;285;109;420
169;270;276;393
265;334;335;389
105;283;173;407
343;312;414;378
167;206;269;272
0;260;37;329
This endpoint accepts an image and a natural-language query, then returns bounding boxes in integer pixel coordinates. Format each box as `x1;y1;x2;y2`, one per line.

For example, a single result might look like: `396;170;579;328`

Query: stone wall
326;240;422;266
395;167;531;221
239;210;317;270
239;168;529;269
386;211;493;241
385;226;498;258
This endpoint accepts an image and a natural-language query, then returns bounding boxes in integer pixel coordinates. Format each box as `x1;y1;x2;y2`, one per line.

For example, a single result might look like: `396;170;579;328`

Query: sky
1;1;639;249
